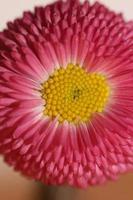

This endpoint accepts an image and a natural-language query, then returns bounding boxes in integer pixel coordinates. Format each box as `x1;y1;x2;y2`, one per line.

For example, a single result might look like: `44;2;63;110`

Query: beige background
0;0;133;200
0;0;133;30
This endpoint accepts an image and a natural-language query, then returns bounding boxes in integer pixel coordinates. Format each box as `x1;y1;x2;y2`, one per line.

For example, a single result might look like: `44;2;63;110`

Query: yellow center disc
42;64;110;123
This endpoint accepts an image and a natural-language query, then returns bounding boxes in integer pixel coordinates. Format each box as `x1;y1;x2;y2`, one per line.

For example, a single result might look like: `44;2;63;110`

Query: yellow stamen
41;64;110;124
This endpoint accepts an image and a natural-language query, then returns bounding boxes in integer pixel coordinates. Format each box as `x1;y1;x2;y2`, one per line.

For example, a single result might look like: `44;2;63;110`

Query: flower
0;0;133;188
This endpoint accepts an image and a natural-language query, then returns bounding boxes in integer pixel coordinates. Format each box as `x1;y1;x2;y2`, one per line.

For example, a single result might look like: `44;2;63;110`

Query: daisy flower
0;0;133;188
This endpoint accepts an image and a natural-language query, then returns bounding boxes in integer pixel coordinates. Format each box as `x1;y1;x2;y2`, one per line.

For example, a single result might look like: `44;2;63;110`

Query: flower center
42;64;110;123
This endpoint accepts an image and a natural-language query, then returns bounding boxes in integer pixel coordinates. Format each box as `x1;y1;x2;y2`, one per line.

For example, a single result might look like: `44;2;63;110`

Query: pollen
42;64;110;123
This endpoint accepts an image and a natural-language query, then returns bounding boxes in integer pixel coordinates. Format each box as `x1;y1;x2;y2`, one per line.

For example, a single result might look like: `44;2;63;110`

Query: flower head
0;0;133;188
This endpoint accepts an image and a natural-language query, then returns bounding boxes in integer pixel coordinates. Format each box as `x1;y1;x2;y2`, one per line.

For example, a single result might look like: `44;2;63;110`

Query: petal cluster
0;0;133;188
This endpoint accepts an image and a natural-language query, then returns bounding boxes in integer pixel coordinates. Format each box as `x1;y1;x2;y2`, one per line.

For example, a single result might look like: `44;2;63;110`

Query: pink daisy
0;0;133;188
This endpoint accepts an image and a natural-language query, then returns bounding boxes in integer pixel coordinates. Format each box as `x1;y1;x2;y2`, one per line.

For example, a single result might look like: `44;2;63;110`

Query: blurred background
0;0;133;200
0;158;133;200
